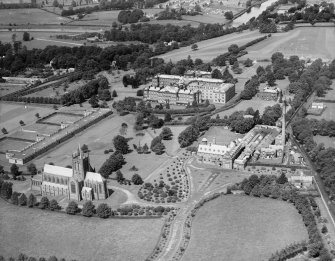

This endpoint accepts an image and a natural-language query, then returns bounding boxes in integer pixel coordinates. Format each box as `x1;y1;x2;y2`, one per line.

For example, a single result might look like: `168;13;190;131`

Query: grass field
199;126;244;145
0;31;84;50
0;102;55;135
0;199;164;261
40;113;83;124
0;9;69;25
69;10;121;26
245;27;335;61
320;82;335;101
182;13;228;24
156;30;263;62
0;83;26;97
183;195;308;261
314;135;335;148
307;103;335;121
0;138;33;152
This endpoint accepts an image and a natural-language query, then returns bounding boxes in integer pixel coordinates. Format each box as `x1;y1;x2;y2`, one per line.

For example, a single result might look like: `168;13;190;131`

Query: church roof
43;164;73;177
85;171;105;182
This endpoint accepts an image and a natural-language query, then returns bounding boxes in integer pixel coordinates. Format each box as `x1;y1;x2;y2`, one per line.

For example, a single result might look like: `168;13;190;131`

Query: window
94;184;97;193
71;182;76;194
56;178;59;184
99;184;102;194
52;177;55;183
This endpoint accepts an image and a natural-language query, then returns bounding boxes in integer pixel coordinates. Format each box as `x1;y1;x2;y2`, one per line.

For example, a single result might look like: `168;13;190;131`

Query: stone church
31;147;108;201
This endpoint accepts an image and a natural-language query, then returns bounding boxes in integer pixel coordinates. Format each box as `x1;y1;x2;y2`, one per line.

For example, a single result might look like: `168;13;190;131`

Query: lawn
156;30;263;62
40;113;83;125
182;13;228;24
69;10;121;26
314;135;335;148
0;102;55;135
0;138;33;153
199;126;244;145
307;103;335;121
319;82;335;101
245;27;335;61
0;83;26;97
0;9;69;25
0;199;164;261
183;195;308;261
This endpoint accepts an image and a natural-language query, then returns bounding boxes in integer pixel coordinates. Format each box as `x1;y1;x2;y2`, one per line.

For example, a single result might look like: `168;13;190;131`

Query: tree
96;203;112;218
276;173;288;184
11;191;19;205
132;174;143;185
113;135;129;154
321;225;328;234
150;136;162;150
164;112;172;122
66;201;79;215
40;196;50;209
53;0;59;7
211;69;222;79
28;194;37;208
49;199;60;211
35;113;40;119
266;72;276;86
71;0;77;7
1;128;8;134
224;11;234;20
81;144;89;153
23;32;30;41
160;127;173;140
82;200;95;217
116;170;124;182
10;164;19;179
18;193;27;206
191;44;198;51
244;58;253;67
152;142;165;155
27;163;37;176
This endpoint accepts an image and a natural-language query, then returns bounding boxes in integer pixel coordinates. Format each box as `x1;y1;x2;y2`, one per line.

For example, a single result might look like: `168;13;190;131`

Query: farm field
0;102;55;135
0;199;164;261
307;103;335;121
0;83;26;97
40;113;83;124
183;195;308;261
245;27;335;61
314;135;335;148
156;30;263;62
0;9;70;25
182;13;227;24
0;31;84;50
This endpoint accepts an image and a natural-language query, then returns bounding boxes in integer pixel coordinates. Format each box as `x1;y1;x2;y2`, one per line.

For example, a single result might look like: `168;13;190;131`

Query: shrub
10;191;19;205
49;199;61;211
66;201;79;215
82;200;95;217
132;174;144;185
27;194;37;208
96;203;112;218
40;196;50;209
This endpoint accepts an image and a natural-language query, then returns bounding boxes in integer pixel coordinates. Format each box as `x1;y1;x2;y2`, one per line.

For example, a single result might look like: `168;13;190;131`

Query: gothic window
71;182;76;194
56;178;59;184
99;184;102;194
52;176;55;183
65;179;68;185
48;176;51;182
94;184;97;193
61;179;64;185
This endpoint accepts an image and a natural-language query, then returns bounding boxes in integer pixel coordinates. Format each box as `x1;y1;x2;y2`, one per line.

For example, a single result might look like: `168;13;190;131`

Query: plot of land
156;30;263;62
314;135;335;148
182;13;227;24
183;195;308;261
0;83;26;97
40;113;83;125
245;27;335;61
23;123;60;136
307;103;335;121
0;102;55;135
0;138;33;152
0;199;164;261
199;126;244;145
0;9;69;25
70;10;121;26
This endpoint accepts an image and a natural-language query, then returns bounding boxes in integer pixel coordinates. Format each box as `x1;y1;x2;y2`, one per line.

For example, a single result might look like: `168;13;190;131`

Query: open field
314;135;335;148
182;13;227;24
0;83;26;97
0;102;55;135
0;9;69;25
0;138;33;153
40;113;83;124
0;199;164;261
156;30;263;62
319;82;335;101
0;31;84;49
213;97;277;118
307;103;335;121
69;10;121;26
245;27;335;61
183;195;308;261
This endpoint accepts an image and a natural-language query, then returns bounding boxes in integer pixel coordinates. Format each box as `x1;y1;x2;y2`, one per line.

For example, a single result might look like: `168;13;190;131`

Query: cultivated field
307;103;335;121
0;9;69;25
156;30;263;62
0;83;26;97
314;135;335;148
0;103;55;135
0;199;164;261
183;195;308;261
245;27;335;61
182;13;228;24
70;10;121;26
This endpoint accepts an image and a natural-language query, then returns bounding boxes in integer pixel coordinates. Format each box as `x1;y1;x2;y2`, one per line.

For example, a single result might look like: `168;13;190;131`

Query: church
31;147;108;201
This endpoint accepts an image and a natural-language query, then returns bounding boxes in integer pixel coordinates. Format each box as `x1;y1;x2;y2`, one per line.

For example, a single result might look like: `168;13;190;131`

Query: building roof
85;171;105;182
161;86;179;93
198;143;231;156
43;164;73;177
261;86;280;93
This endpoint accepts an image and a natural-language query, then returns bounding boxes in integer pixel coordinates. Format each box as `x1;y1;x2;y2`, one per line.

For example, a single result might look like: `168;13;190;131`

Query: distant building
307;102;326;115
257;86;280;101
289;169;313;189
184;70;212;78
31;147;108;201
146;74;235;104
